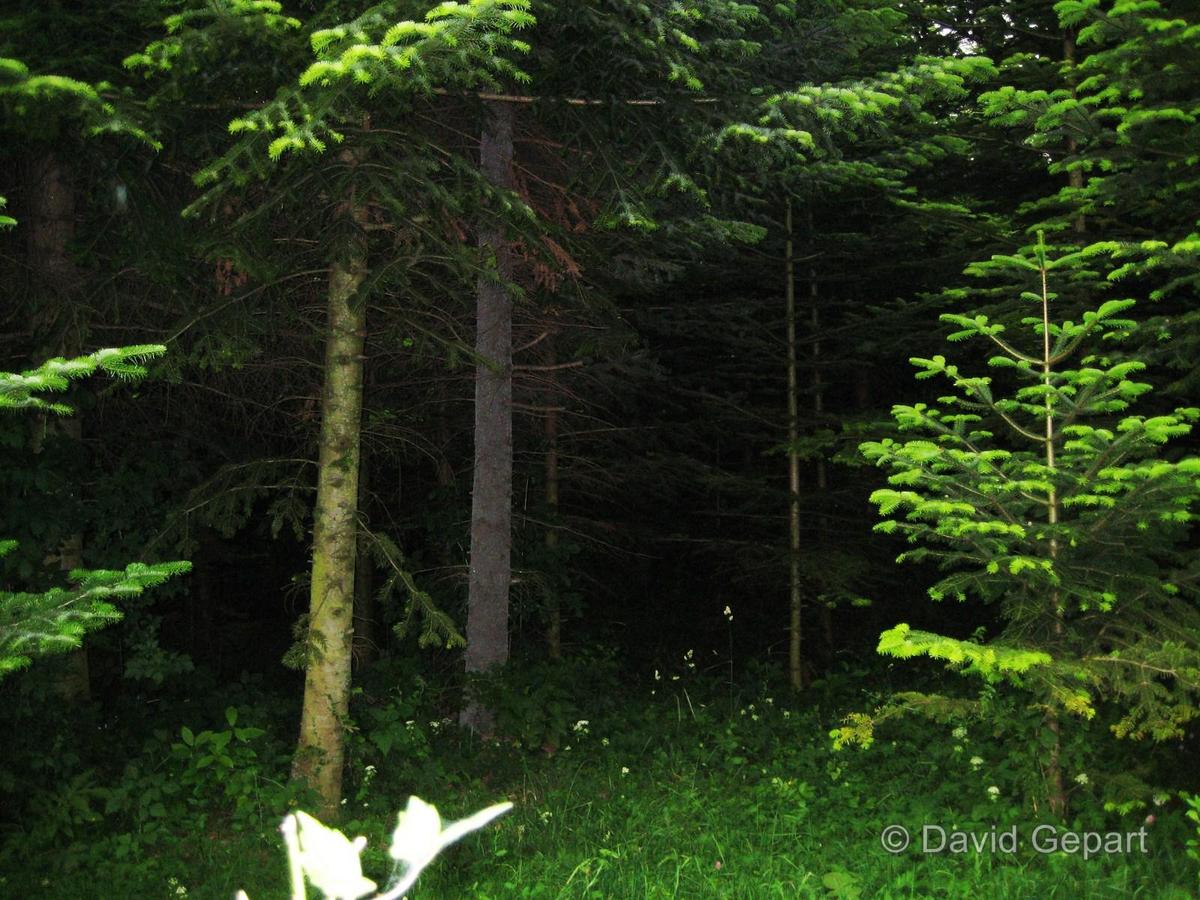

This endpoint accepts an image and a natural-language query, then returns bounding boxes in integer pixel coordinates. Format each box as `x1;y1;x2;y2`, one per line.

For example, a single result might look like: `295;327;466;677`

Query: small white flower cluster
572;719;590;735
167;877;188;897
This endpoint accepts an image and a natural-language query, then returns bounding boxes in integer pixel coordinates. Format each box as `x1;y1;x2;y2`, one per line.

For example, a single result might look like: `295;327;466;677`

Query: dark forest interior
2;1;1200;897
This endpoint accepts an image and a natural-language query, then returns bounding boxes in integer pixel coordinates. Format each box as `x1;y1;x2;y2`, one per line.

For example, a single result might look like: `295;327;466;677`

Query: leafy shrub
483;647;621;752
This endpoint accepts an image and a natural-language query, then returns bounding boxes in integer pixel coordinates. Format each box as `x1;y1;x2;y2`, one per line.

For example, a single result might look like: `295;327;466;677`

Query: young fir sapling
841;233;1200;815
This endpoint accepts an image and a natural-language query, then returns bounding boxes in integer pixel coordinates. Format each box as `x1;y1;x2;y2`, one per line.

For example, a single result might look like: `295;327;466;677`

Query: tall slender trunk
292;194;368;821
1042;30;1085;817
1038;244;1068;819
785;200;804;691
809;251;833;662
544;346;562;660
461;101;516;735
27;150;89;701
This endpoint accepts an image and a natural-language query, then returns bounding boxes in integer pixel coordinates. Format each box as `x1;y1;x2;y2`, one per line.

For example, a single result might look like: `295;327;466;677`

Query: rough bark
291;211;368;821
785;200;804;692
461;101;516;735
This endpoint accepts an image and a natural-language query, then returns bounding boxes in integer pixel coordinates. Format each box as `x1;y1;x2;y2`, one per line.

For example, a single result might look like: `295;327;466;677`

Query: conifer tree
852;234;1200;815
0;349;190;677
2;49;161;697
974;0;1200;392
158;0;537;813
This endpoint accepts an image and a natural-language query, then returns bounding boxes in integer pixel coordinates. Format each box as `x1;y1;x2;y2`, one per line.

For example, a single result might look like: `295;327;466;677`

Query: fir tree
851;233;1200;815
0;349;190;676
150;0;538;814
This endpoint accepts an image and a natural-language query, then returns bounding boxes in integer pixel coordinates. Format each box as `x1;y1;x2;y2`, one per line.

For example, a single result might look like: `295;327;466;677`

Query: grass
1;664;1196;898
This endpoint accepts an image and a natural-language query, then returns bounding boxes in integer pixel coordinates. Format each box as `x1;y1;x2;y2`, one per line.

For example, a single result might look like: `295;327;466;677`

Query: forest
2;0;1199;897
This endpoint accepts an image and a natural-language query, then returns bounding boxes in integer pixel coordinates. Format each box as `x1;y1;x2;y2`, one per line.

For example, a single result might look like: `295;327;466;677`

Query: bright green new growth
189;0;535;183
237;797;512;900
0;346;169;414
0;550;191;677
854;233;1200;744
0;347;191;676
0;55;161;149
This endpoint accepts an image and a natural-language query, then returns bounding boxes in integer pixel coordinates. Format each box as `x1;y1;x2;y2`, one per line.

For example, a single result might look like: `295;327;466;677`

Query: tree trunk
809;253;834;666
27;149;90;701
1039;245;1068;819
461;101;516;735
544;351;562;660
785;200;804;692
353;444;377;668
292;202;368;821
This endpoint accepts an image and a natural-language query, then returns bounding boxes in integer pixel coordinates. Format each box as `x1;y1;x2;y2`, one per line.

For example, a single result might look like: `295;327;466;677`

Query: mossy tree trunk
292;205;368;820
461;100;516;735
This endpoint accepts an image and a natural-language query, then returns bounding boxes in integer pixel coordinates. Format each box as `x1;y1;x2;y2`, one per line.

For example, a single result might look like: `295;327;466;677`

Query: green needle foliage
187;0;535;185
0;547;191;678
0;347;190;677
0;55;160;147
0;346;168;413
852;233;1200;749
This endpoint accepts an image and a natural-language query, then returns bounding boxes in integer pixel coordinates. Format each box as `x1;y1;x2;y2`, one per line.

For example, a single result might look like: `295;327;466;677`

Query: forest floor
1;658;1196;898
